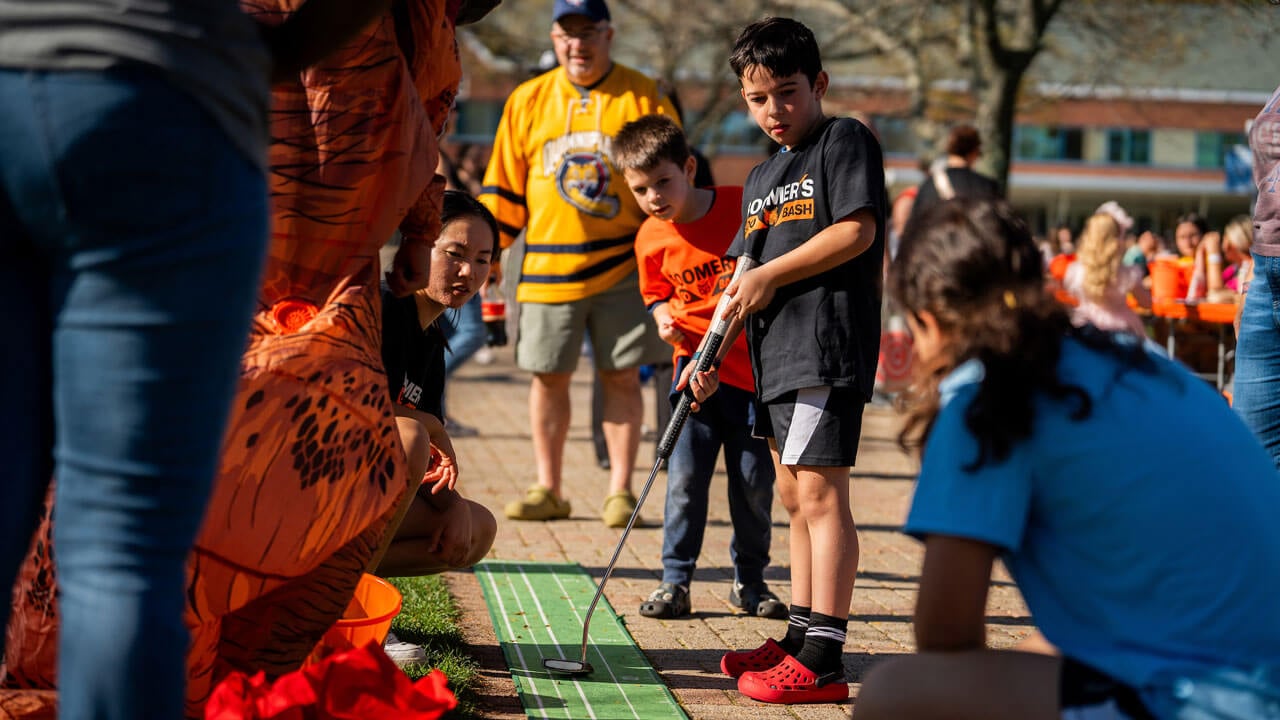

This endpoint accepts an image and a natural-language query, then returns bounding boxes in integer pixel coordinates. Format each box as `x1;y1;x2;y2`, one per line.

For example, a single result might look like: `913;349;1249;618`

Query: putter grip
656;331;726;460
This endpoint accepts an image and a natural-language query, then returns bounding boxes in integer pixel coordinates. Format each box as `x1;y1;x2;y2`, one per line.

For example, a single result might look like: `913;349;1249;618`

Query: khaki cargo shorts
516;270;667;374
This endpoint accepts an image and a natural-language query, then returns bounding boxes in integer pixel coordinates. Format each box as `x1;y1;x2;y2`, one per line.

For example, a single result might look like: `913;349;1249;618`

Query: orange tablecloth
1053;285;1237;389
1150;300;1237;390
1052;287;1143;312
1150;299;1237;325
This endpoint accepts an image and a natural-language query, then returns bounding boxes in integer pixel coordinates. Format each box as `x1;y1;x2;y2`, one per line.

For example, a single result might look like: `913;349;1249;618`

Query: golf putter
544;252;761;677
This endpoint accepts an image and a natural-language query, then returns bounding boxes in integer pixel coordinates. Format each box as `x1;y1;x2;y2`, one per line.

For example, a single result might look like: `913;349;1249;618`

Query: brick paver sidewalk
442;347;1032;718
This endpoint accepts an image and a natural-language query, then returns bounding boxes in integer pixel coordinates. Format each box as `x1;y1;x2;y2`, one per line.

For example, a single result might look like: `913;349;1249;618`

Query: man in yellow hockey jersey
480;0;676;527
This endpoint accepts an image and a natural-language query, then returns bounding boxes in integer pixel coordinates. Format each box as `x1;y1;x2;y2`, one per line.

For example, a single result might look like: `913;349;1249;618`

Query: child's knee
776;490;802;516
794;468;850;515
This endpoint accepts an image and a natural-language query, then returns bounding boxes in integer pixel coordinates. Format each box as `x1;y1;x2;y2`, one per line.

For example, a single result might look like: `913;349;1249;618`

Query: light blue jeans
1144;663;1280;719
0;68;268;720
1233;254;1280;468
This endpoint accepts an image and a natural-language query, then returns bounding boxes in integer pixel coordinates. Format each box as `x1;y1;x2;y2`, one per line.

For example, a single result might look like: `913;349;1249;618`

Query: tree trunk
974;66;1019;196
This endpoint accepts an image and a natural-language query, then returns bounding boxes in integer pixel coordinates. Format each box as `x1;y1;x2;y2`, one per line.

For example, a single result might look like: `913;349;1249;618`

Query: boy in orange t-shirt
614;114;782;620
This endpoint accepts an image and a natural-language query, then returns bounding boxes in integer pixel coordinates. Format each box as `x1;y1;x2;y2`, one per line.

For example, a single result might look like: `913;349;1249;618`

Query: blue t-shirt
904;336;1280;691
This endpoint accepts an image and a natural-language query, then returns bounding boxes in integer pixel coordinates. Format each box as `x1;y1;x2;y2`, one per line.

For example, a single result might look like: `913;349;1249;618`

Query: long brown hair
888;199;1092;468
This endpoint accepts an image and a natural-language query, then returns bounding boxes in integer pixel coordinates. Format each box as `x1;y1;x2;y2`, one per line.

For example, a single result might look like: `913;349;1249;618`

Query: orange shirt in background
635;186;755;394
1049;252;1076;283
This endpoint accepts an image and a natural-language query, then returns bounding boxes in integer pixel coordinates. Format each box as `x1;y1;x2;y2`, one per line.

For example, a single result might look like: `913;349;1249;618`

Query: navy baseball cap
552;0;610;24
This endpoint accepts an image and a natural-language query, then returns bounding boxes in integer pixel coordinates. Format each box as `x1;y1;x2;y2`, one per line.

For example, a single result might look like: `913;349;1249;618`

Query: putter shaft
559;253;761;671
573;455;666;666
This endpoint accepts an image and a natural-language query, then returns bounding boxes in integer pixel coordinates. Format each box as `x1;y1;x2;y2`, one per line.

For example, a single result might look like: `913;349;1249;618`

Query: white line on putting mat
515;568;601;719
480;567;565;718
543;567;646;719
477;561;687;720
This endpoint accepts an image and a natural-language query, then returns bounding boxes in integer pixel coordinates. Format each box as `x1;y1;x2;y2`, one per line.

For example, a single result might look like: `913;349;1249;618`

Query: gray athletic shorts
754;386;864;467
516;270;666;374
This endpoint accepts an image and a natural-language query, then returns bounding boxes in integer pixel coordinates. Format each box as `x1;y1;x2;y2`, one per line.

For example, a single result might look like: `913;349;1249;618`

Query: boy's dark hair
729;17;822;85
613;114;691;173
442;189;499;249
946;125;982;158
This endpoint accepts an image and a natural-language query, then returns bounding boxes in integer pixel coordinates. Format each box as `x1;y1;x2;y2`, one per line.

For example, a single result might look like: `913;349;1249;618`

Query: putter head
543;657;593;676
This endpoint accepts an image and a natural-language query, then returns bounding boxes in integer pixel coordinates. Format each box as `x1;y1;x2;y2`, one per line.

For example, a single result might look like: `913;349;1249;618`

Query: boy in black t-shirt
689;16;885;705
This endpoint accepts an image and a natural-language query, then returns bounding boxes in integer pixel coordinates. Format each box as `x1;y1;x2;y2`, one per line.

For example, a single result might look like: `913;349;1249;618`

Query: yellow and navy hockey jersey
480;63;677;303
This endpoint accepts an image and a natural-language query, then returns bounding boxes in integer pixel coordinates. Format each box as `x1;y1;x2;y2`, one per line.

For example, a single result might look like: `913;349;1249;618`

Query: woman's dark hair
441;189;498;250
1175;211;1210;235
729;17;823;86
888;198;1092;469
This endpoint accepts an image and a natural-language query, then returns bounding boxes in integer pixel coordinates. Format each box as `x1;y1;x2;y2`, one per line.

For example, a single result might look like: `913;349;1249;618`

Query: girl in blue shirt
853;199;1280;720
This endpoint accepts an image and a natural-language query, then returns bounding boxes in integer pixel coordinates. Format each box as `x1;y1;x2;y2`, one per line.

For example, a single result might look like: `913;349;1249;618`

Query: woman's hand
1202;231;1223;258
422;436;459;494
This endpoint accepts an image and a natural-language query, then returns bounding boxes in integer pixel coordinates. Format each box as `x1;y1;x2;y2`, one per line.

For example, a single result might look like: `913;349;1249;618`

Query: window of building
869;116;916;156
1105;129;1151;165
708;110;769;152
1195;131;1248;169
1013;126;1083;161
452;99;505;143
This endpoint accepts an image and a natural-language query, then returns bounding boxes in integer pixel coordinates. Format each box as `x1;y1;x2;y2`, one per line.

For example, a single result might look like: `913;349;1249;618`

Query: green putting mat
474;560;688;720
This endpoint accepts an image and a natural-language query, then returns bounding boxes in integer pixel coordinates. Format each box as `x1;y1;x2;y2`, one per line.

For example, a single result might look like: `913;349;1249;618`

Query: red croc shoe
720;638;789;679
737;656;848;704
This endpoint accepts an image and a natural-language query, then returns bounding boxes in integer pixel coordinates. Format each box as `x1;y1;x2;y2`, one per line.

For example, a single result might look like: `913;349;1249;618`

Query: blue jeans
442;292;486;376
1144;663;1280;719
0;68;268;720
661;358;775;587
1234;255;1280;468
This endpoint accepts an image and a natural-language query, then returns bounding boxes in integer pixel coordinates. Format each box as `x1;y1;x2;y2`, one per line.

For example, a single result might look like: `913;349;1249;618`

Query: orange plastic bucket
1150;258;1189;300
335;573;401;647
310;574;402;663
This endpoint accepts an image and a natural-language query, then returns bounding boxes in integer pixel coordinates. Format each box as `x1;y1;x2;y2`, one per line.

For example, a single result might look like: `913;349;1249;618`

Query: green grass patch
387;575;483;719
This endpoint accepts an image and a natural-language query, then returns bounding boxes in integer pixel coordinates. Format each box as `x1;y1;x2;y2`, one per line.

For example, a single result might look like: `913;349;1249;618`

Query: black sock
794;612;847;676
776;604;810;655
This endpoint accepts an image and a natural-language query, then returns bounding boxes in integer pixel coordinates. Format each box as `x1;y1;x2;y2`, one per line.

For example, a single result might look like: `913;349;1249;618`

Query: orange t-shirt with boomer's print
634;186;755;394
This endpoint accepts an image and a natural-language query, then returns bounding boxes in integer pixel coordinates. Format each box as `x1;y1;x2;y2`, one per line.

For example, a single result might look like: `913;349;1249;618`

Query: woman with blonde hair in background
1221;215;1254;300
1064;212;1151;338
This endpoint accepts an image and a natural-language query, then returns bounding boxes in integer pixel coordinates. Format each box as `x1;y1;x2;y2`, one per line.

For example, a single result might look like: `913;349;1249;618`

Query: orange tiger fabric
2;2;460;717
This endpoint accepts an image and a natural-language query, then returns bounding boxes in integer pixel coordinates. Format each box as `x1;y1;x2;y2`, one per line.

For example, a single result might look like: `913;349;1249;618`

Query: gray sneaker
639;582;691;619
729;581;788;619
383;631;427;666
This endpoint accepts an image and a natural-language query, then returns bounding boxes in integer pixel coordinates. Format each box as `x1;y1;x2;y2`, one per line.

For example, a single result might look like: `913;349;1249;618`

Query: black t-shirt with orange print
381;288;445;419
727;117;886;403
